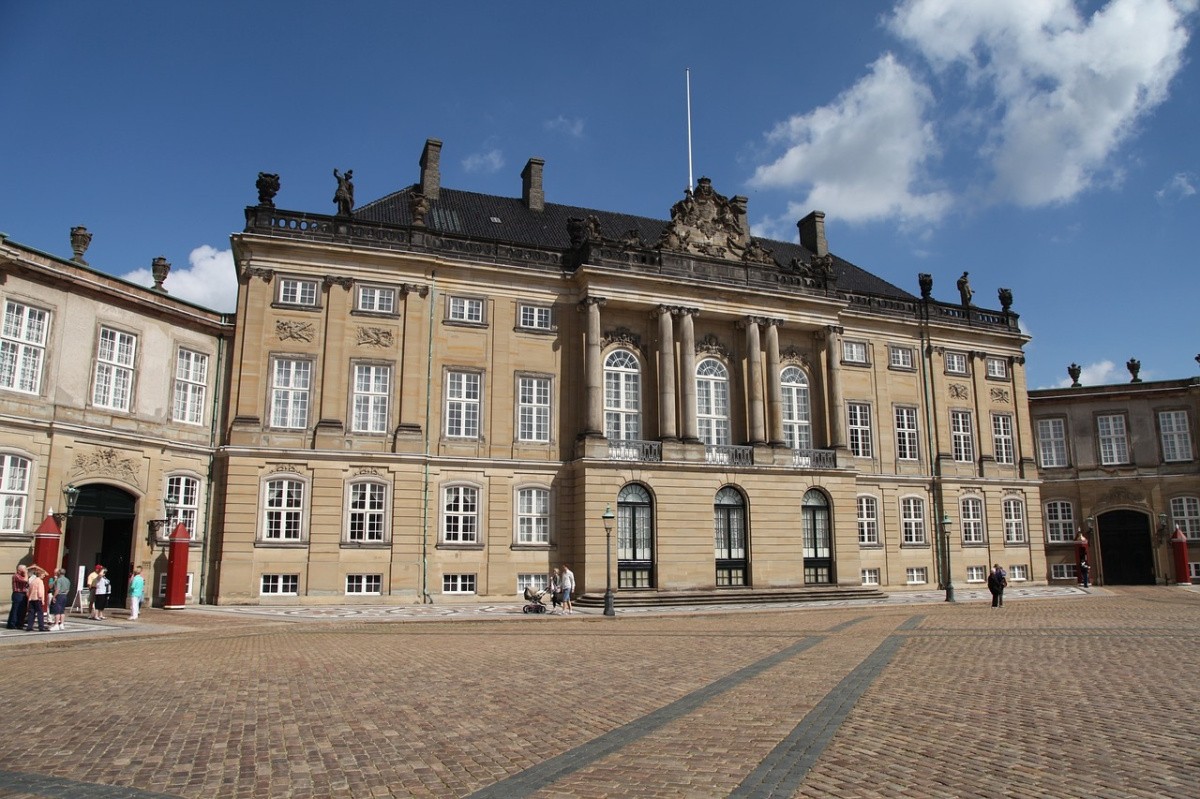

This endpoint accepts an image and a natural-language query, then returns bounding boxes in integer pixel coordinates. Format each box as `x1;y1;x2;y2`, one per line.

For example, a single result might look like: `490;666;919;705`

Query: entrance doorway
64;484;136;603
1097;509;1155;585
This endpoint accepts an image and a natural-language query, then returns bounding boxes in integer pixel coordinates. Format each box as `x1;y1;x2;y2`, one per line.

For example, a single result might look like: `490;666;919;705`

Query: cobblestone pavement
1;586;1197;798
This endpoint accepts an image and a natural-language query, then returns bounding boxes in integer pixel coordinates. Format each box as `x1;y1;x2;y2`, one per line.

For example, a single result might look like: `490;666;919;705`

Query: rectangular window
906;567;928;585
1171;497;1200;539
92;326;137;411
352;364;391;434
445;371;481;438
516;487;550;544
951;410;974;463
1190;563;1200;581
992;414;1014;465
442;573;477;594
172;348;208;425
271;358;311;429
345;574;382;595
158;572;194;598
518;376;551;442
967;565;987;583
279;279;317;306
945;351;967;375
0;300;49;394
842;340;867;364
860;568;880;586
1045;500;1076;543
165;475;200;539
901;497;926;545
518;304;553;330
1097;414;1129;465
1037;418;1068;468
1009;565;1028;582
443;485;479;544
985;357;1008;379
1003;499;1027;544
448;296;484;323
857;496;879;545
1051;564;1078;580
1159;411;1193;462
961;497;984;544
888;346;914;369
356;286;395;314
0;454;31;533
264;479;304;540
260;574;299;595
895;407;919;461
518;573;549;593
848;403;872;457
348;482;387;542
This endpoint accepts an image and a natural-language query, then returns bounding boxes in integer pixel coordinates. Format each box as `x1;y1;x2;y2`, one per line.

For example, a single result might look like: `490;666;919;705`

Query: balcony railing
791;448;837;469
705;445;754;466
608;440;662;462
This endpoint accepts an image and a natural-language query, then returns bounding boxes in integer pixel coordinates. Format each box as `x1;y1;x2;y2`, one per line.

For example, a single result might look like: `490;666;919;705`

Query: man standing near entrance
987;563;1008;608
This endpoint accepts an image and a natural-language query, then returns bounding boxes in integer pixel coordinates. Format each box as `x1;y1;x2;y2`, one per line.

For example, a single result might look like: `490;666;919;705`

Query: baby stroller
522;586;549;614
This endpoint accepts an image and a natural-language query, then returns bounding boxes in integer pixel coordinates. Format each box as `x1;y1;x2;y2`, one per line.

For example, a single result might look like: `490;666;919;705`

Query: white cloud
118;245;237;312
1052;359;1118;388
462;149;505;174
749;53;952;224
545;115;585;138
1156;171;1197;202
889;0;1194;207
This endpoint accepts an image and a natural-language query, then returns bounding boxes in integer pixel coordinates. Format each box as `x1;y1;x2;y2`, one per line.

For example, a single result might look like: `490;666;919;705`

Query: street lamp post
602;504;616;617
941;513;955;602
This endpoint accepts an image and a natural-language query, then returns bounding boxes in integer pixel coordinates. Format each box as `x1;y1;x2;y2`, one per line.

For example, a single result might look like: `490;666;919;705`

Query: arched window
617;483;654;589
781;366;811;451
714;487;748;586
802;489;833;584
347;480;388;543
604;349;641;441
696;358;730;446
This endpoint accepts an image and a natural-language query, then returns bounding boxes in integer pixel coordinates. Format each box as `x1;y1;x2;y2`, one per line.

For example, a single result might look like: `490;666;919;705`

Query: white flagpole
686;68;694;193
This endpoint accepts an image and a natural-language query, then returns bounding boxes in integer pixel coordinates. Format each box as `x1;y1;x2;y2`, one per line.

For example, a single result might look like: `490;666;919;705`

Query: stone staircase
573;585;886;609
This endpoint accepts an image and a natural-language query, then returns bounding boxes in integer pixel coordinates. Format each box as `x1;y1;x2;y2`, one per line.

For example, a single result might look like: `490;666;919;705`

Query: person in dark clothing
987;563;1008;608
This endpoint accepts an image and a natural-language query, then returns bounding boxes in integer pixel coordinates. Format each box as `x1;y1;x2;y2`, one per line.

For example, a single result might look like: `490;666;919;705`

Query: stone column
765;319;784;446
823;325;845;450
656;305;677;441
582;296;606;437
743;317;765;445
677;308;699;442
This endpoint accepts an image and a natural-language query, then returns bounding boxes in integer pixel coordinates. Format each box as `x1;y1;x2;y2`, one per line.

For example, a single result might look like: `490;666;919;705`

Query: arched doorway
64;484;136;602
802;489;833;584
617;483;654;589
1097;509;1155;585
714;486;749;587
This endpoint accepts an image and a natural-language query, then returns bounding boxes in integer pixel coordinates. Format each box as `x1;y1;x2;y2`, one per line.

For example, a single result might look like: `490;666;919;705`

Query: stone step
573;586;886;608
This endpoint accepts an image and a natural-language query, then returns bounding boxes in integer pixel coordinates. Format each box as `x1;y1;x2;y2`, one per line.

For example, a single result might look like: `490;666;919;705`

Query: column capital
670;306;699;318
579;295;607;310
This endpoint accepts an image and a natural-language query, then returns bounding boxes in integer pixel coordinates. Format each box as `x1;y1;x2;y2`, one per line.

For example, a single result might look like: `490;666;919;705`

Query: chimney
521;158;545;212
419;138;442;201
798;211;827;257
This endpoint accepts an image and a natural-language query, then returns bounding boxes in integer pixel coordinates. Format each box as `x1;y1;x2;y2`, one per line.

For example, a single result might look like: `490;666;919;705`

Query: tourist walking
24;566;49;631
49;568;70;630
85;564;103;616
1080;559;1091;589
560;563;575;615
91;568;111;620
987;563;1008;608
129;566;145;620
6;564;28;629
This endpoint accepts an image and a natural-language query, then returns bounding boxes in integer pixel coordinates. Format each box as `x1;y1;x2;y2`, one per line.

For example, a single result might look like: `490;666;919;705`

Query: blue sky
3;1;1197;390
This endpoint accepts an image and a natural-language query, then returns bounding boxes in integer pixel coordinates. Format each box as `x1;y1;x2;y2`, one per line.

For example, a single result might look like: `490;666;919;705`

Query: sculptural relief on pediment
657;178;774;265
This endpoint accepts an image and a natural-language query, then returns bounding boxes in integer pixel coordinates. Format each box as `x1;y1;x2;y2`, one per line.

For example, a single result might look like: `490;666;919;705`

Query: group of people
547;564;575;614
6;564;72;631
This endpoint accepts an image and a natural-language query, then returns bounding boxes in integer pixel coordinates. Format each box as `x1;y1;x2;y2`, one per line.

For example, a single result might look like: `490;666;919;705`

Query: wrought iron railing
791;448;837;469
607;440;662;462
705;445;754;466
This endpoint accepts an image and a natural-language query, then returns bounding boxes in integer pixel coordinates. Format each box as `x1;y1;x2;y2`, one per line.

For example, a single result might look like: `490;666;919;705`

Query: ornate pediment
657;178;773;265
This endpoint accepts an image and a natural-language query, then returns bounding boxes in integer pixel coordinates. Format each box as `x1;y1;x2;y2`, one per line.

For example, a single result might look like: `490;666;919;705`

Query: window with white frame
260;574;299;595
352;363;391;434
516;487;550;545
848;403;872;457
445;371;481;438
1003;498;1026;543
781;366;812;450
906;567;928;585
347;481;387;543
1190;562;1200;581
951;410;974;462
345;574;382;595
992;414;1014;465
443;573;476;594
518;376;551;442
0;453;31;533
1;300;49;394
696;359;730;446
1045;500;1076;543
1097;414;1129;465
518;304;553;331
842;340;868;364
278;278;317;306
158;572;194;597
92;326;137;411
165;475;200;539
944;351;968;375
895;407;919;461
967;565;987;583
901;497;926;545
888;346;914;369
442;485;479;544
985;357;1008;379
1009;564;1028;581
271;358;311;429
860;568;880;586
172;348;208;425
604;349;641;441
263;478;305;541
1051;563;1078;580
1159;411;1193;462
448;296;484;324
356;285;395;314
518;573;549;593
857;496;879;545
1037;418;1068;468
961;497;984;544
1170;496;1200;540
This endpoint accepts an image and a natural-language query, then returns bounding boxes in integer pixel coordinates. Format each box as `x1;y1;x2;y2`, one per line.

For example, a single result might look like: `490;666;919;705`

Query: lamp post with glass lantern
941;513;955;602
602;504;616;617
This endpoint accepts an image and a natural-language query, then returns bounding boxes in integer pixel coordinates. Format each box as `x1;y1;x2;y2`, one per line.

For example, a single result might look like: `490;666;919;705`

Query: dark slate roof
355;185;915;300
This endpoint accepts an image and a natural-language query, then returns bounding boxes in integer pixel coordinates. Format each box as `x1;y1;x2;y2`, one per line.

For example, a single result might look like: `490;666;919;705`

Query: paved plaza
1;586;1197;798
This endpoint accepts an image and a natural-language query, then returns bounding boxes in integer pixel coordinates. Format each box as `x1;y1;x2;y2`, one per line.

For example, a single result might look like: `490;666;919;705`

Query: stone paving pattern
0;587;1197;798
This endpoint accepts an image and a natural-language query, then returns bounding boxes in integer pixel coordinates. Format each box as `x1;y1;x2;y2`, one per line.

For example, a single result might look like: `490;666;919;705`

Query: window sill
436;543;484;551
254;540;309;548
341;541;391;549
